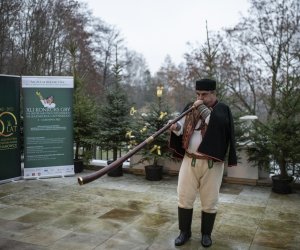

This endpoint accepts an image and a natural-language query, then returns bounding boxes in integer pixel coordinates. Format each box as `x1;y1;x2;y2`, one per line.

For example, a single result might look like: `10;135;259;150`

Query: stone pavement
0;170;300;250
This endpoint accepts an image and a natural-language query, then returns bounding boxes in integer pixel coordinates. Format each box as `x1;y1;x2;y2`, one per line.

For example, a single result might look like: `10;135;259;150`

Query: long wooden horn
78;102;200;185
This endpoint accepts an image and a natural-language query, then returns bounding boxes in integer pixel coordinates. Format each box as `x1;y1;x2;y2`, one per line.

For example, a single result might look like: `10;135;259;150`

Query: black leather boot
201;211;216;248
174;207;193;246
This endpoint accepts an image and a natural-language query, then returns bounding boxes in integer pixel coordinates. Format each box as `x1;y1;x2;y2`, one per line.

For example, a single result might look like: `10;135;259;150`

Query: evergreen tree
73;77;97;163
247;77;300;178
97;50;131;161
129;86;173;167
69;41;98;167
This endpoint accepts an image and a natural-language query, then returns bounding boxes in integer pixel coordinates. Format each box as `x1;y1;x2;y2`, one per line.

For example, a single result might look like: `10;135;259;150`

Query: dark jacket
169;101;237;166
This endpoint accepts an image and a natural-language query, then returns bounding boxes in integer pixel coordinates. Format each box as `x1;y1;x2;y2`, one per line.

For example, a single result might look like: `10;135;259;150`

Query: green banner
22;76;74;178
0;75;21;182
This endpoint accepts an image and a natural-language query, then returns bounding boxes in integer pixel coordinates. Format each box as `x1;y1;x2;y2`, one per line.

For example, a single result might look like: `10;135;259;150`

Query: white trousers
177;155;224;213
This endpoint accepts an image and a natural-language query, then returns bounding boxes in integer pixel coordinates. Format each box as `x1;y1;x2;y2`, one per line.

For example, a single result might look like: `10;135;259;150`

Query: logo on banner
0;111;17;137
36;90;56;108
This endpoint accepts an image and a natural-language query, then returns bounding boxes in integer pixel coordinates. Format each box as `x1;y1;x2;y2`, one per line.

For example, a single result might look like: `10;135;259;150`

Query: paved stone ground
0;170;299;250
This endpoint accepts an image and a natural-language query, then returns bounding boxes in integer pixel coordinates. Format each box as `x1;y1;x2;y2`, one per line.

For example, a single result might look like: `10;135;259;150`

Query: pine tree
247;77;300;179
73;77;97;163
129;86;173;167
97;48;131;161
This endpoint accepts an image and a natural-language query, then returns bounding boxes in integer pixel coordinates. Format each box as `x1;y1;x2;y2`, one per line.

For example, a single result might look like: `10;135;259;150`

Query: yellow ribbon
150;145;161;155
125;130;132;138
130;107;137;115
159;111;167;120
36;91;42;98
140;126;147;133
128;140;137;149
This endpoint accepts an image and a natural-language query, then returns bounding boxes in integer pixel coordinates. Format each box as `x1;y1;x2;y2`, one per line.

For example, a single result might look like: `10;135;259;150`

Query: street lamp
156;86;163;97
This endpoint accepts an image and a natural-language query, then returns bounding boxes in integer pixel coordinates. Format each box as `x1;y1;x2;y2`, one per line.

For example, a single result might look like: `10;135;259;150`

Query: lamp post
156;86;163;97
156;86;163;111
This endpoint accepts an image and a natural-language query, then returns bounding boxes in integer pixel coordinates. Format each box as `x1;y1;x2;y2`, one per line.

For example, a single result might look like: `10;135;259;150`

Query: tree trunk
113;147;118;161
279;158;288;178
75;141;79;160
153;156;158;167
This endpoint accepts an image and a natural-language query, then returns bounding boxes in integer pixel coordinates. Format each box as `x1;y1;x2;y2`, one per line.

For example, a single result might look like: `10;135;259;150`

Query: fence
93;146;128;161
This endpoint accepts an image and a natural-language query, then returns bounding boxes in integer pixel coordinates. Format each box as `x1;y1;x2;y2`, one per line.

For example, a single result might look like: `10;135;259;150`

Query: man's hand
169;122;181;131
169;123;177;131
193;99;203;108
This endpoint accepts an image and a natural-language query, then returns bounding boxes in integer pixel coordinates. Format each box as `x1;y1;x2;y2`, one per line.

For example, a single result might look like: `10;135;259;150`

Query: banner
22;76;74;178
0;75;21;183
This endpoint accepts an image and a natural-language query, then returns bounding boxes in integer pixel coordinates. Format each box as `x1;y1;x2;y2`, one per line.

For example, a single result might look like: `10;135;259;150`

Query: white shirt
173;115;210;154
41;100;56;108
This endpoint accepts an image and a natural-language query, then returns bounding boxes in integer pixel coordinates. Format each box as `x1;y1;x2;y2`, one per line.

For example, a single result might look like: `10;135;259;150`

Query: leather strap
185;151;210;160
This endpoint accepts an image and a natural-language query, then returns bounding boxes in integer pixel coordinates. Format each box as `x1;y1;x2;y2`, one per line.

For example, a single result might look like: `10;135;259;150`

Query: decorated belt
185;151;210;160
185;151;214;168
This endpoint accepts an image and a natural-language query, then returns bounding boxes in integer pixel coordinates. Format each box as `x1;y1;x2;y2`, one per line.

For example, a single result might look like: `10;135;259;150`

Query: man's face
46;97;53;104
196;90;216;107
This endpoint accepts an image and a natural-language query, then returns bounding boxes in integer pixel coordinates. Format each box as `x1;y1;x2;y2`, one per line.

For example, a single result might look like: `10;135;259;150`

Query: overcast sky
81;0;250;73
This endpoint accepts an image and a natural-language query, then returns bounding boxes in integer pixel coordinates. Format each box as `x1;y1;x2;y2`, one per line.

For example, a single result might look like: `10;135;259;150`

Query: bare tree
226;0;300;119
155;56;194;112
184;25;238;108
0;0;22;73
0;0;109;95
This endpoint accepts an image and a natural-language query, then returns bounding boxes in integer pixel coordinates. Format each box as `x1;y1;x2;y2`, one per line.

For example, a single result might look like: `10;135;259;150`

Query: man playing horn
169;78;237;248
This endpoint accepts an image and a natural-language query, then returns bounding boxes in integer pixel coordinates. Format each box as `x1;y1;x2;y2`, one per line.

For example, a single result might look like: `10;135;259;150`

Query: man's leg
199;162;224;247
201;211;216;247
175;207;193;246
175;156;198;246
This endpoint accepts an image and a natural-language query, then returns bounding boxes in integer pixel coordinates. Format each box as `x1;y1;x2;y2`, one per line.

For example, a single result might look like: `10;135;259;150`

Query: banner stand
22;76;74;179
0;75;21;183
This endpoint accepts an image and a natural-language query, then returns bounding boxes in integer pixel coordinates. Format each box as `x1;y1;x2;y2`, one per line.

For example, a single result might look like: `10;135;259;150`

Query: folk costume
169;79;237;247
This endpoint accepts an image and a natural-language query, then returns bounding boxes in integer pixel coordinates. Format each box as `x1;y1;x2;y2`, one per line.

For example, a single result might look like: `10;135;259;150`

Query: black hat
196;79;216;91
